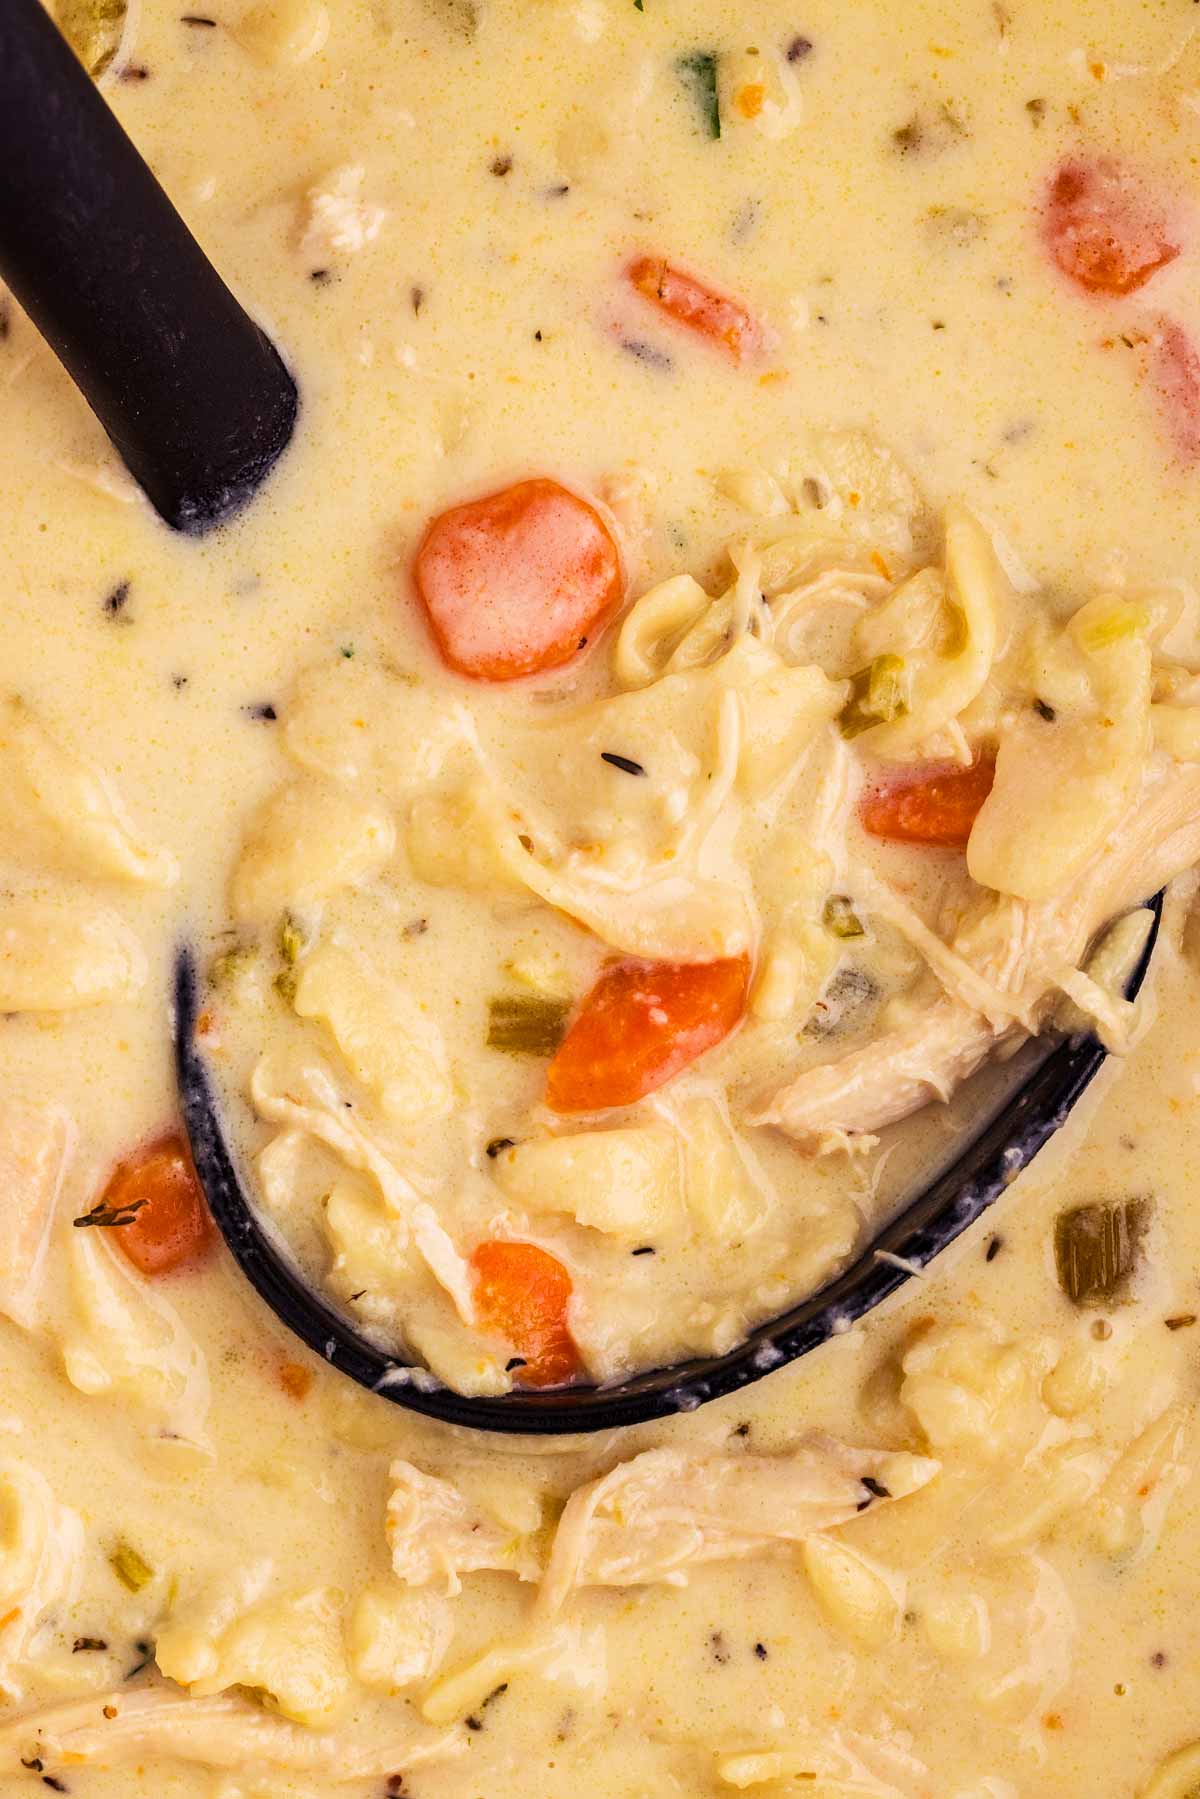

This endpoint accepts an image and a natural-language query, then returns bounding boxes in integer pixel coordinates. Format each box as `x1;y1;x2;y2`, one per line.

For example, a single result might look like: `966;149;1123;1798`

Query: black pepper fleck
631;1244;656;1256
244;702;277;722
103;580;131;617
490;154;514;176
486;1137;516;1158
985;1234;1004;1262
785;34;813;60
754;1641;768;1660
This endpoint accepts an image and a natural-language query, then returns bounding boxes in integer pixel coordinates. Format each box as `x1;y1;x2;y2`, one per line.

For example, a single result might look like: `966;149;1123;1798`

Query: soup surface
3;0;1200;1793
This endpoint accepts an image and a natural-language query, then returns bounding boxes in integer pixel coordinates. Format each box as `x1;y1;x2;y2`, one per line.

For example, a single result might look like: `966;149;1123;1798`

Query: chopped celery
1054;1199;1149;1307
109;1541;154;1593
487;994;572;1056
275;911;309;1003
839;654;909;738
822;894;865;939
1075;601;1149;654
677;52;721;140
54;0;128;75
279;912;307;966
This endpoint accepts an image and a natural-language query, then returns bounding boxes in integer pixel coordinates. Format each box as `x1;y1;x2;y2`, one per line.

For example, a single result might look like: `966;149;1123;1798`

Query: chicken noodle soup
3;0;1200;1793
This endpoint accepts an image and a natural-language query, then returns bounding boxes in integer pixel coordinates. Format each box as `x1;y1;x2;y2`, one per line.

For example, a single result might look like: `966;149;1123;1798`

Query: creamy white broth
4;0;1200;1793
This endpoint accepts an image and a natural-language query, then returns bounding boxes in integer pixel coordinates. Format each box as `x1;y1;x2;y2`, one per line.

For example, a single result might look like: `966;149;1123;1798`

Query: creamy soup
4;0;1200;1793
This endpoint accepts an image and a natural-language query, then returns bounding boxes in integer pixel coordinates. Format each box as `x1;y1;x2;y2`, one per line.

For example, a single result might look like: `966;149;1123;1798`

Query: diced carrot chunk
1043;158;1178;296
546;955;750;1113
413;478;624;682
860;756;996;848
470;1240;583;1388
1150;315;1200;463
99;1133;216;1277
626;256;762;362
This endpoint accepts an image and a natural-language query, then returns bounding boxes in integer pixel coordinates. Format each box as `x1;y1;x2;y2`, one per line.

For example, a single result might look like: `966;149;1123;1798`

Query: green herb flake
487;994;572;1057
109;1542;154;1593
839;654;909;739
676;51;721;140
634;0;644;11
1054;1199;1149;1308
823;895;865;939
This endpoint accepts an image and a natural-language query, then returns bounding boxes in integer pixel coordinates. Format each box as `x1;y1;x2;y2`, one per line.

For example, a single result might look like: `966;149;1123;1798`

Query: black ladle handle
0;0;298;534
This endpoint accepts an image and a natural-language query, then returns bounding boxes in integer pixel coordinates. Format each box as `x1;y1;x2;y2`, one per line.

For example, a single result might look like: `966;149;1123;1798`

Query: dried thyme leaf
487;994;571;1056
73;1199;147;1230
53;0;129;76
677;51;721;139
109;1542;154;1593
1054;1199;1149;1308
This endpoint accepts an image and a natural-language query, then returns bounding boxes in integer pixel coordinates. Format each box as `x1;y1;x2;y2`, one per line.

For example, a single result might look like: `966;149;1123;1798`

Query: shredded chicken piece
250;1056;475;1320
386;1460;542;1594
535;1436;939;1620
0;1686;462;1780
0;1104;72;1330
757;762;1200;1146
296;164;385;266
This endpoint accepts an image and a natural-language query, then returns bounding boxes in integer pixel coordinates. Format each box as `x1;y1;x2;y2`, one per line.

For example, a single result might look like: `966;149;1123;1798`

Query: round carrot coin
413;477;623;681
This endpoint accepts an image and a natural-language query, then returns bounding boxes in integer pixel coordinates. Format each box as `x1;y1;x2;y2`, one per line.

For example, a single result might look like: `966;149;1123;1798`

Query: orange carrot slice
626;256;762;361
860;756;996;848
546;955;750;1113
99;1133;216;1277
413;477;623;682
470;1240;583;1388
1043;158;1178;296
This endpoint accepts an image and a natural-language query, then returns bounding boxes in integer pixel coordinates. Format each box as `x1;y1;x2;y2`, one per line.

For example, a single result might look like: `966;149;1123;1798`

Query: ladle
0;0;297;532
174;893;1161;1434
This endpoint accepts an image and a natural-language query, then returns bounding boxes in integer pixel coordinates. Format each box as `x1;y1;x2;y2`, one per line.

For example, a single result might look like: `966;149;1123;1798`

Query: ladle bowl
174;892;1162;1434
